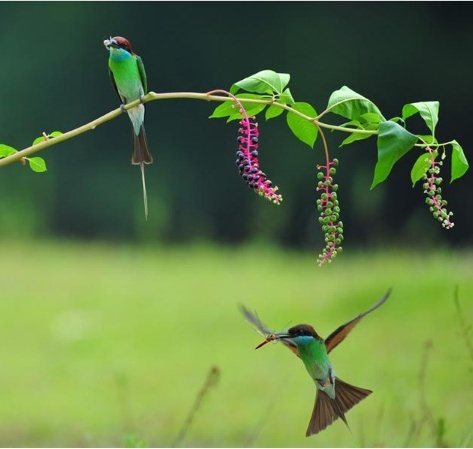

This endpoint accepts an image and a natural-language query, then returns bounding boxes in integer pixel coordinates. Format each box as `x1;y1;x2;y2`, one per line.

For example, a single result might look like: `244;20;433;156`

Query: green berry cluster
316;159;344;265
422;154;454;229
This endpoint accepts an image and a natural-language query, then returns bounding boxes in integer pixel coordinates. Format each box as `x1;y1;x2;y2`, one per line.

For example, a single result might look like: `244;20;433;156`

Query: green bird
240;288;391;437
103;36;153;219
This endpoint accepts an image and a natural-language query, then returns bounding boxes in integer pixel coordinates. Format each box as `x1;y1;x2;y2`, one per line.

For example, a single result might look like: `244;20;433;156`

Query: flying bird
240;288;392;436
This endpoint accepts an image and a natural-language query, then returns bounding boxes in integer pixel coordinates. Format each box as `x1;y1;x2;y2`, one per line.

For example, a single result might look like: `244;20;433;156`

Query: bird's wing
136;55;148;94
239;305;300;357
324;288;392;354
109;69;126;104
239;304;273;336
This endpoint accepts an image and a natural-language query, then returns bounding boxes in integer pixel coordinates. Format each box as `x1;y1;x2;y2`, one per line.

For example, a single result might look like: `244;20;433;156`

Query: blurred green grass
0;240;472;447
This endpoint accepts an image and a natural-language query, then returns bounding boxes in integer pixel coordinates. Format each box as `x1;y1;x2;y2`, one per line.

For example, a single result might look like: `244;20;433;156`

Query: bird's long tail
132;125;153;220
132;125;153;165
306;377;372;437
140;162;148;220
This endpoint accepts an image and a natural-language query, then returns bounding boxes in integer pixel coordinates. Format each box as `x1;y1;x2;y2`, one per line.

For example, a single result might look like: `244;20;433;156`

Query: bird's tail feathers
306;377;372;437
132;125;152;220
132;125;153;165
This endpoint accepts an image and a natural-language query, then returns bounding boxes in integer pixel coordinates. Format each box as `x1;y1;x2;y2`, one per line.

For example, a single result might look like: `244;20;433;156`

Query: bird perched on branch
103;36;153;219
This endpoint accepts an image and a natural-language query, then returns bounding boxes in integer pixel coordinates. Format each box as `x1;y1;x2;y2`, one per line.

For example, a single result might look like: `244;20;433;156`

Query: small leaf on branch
0;144;17;157
278;88;295;105
327;86;385;122
411;150;437;187
451;140;469;183
402;101;439;135
230;70;290;95
339;113;380;147
340;130;373;147
33;131;64;145
209;94;266;121
27;156;47;173
371;121;418;189
286;102;318;148
417;134;438;145
265;105;284;120
360;112;383;125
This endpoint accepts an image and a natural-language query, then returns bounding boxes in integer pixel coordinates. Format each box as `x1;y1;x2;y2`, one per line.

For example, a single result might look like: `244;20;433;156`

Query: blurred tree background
1;2;471;250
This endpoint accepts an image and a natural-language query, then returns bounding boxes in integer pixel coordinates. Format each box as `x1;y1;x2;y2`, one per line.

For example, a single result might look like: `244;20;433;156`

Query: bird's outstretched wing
239;304;273;337
324;288;392;354
239;305;300;355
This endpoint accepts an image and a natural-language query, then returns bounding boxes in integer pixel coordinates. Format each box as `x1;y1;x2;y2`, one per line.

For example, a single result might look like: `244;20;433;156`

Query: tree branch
0;91;380;169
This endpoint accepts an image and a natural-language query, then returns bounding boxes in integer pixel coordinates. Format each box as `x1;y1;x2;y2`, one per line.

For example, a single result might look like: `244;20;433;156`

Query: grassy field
0;240;472;447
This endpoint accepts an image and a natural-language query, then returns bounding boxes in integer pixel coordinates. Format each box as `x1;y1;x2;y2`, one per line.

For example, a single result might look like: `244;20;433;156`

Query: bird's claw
120;104;127;114
139;95;145;105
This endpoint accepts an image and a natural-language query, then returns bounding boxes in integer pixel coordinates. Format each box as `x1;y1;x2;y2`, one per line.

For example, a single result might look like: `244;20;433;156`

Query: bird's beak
255;330;291;350
103;37;118;50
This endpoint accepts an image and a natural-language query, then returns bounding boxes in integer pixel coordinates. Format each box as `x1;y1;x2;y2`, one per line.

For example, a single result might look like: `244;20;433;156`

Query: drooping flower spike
422;149;453;229
235;115;282;205
316;159;344;265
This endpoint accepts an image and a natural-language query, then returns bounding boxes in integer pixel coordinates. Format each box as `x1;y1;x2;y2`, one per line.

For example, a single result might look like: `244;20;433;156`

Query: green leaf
338;114;379;147
32;136;46;145
209;94;265;120
451;140;469;183
402;101;439;135
411;151;437;187
265;104;284;120
340;120;363;129
278;88;295;105
360;112;383;125
27;156;47;173
417;134;438;145
327;86;385;122
0;144;17;157
388;116;404;124
371;121;418;189
231;70;290;95
32;131;64;146
286;102;318;148
340;131;373;147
